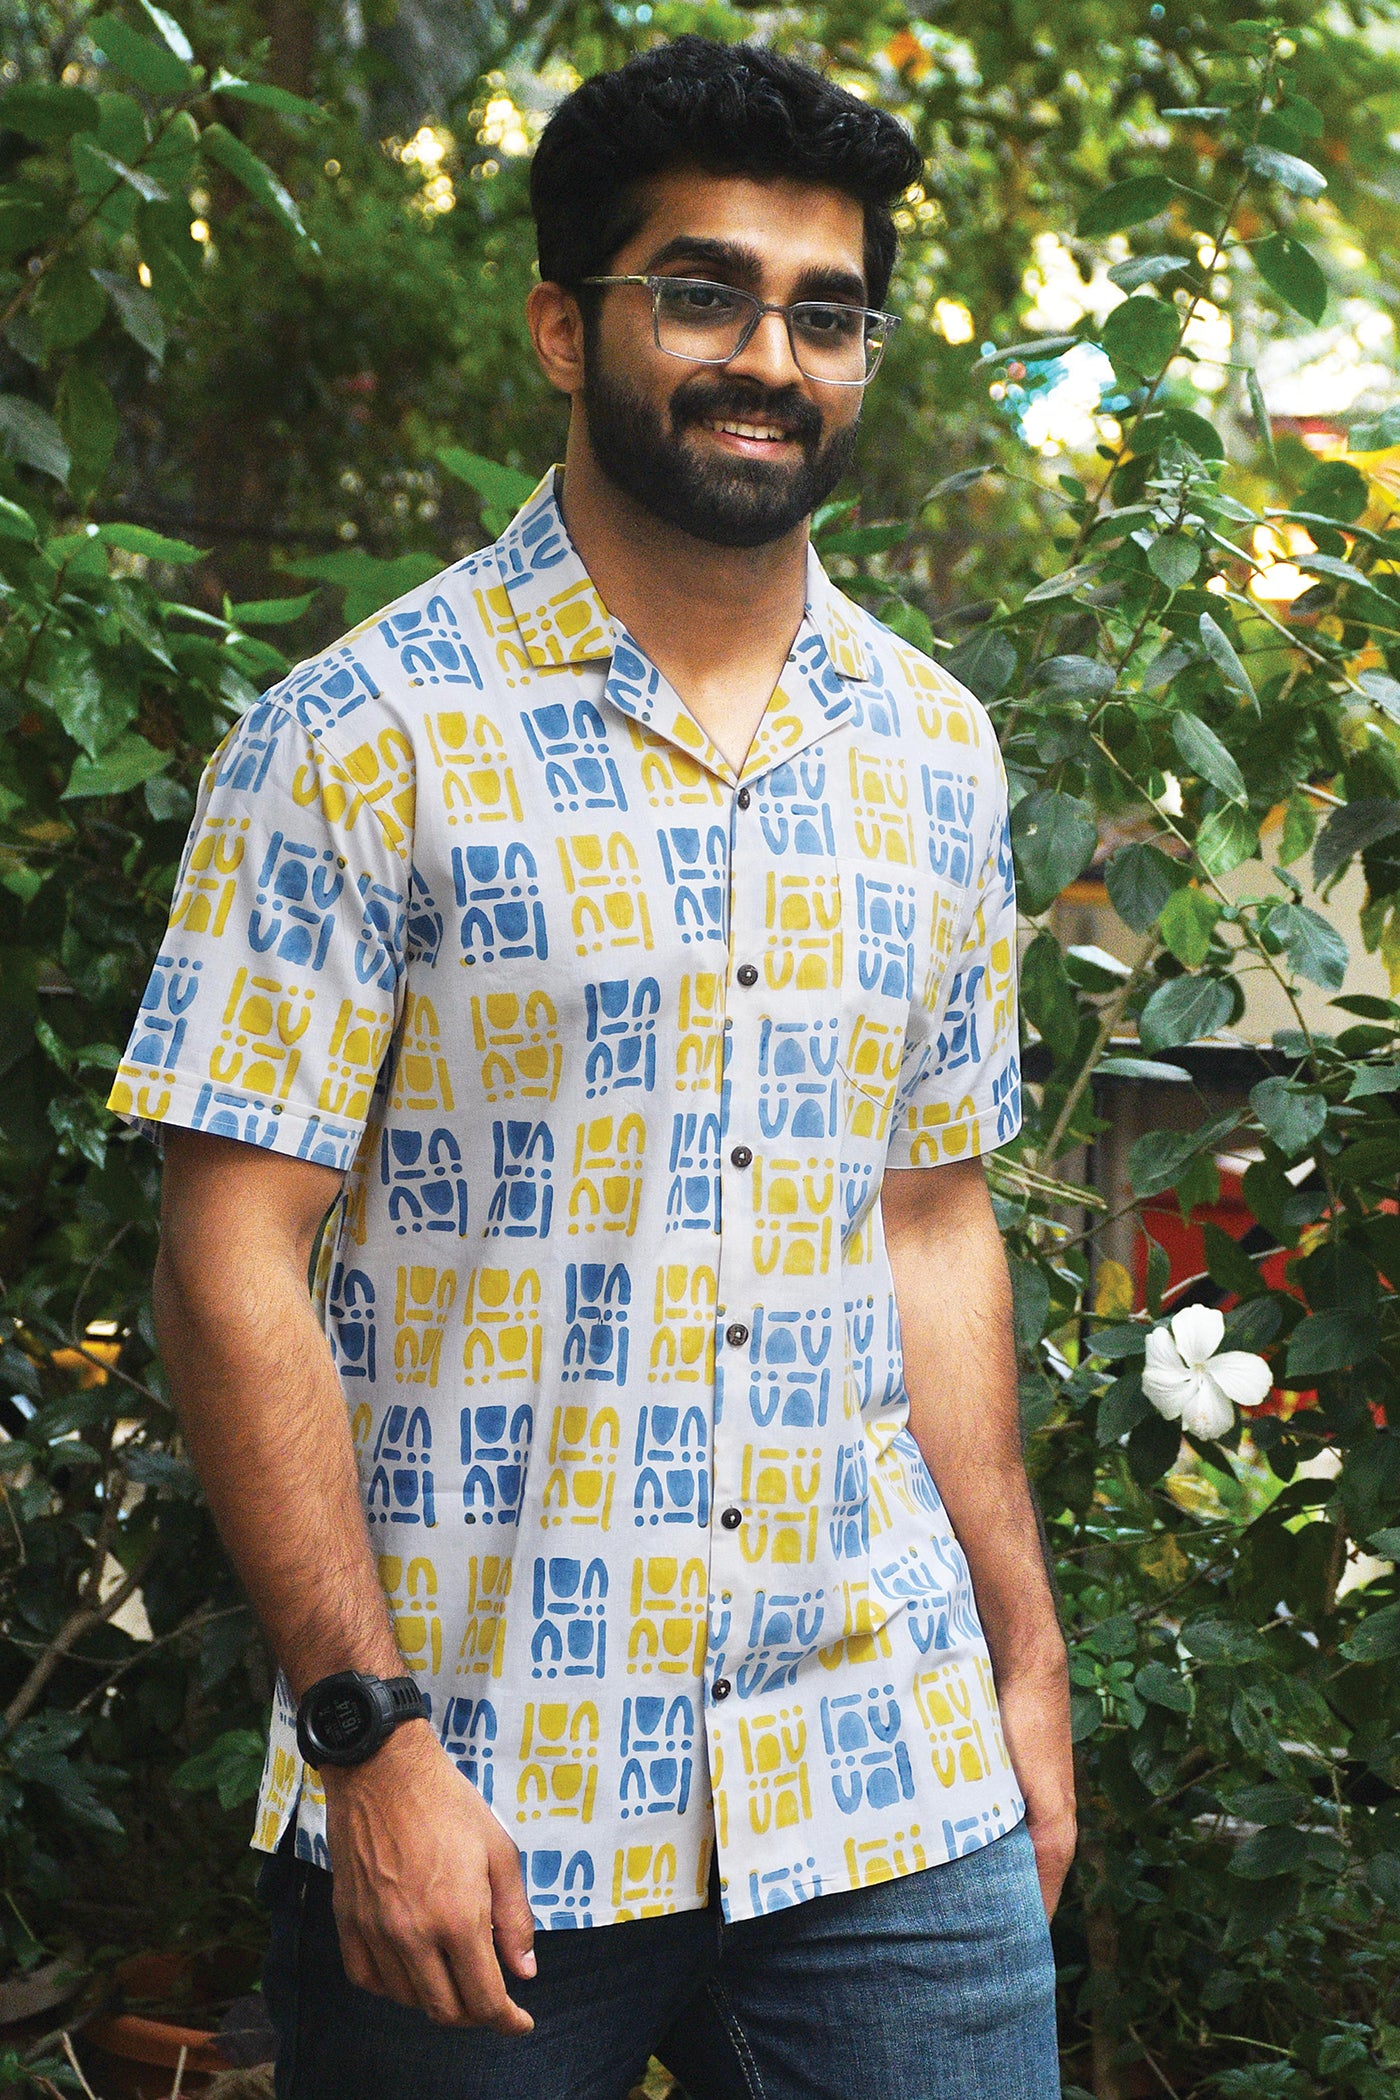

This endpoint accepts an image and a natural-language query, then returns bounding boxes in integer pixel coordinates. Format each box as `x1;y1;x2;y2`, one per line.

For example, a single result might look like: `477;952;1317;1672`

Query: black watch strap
385;1675;429;1723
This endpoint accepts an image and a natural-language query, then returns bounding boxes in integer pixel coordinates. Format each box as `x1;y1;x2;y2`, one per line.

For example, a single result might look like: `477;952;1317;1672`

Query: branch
3;1541;159;1731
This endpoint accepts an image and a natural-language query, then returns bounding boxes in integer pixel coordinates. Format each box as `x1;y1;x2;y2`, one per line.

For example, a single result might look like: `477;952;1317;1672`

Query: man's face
580;169;870;549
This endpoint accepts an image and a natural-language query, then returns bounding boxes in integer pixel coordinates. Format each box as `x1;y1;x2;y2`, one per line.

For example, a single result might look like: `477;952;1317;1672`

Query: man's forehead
622;166;867;279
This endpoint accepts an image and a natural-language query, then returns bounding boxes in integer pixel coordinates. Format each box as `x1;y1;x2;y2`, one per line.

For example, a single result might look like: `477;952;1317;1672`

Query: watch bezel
296;1670;391;1768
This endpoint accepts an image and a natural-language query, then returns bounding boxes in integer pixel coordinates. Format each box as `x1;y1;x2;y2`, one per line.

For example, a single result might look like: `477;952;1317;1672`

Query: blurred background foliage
2;0;1400;2094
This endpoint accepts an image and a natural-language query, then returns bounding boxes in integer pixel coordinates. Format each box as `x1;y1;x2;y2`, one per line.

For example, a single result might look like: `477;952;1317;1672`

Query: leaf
82;145;169;202
0;494;38;539
97;521;204;562
1139;973;1233;1052
62;732;173;799
1136;1661;1191;1712
1270;903;1348;991
943;627;1015;701
1347;1062;1400;1100
229;592;315;625
35;257;107;353
1300;551;1386;595
1010;790;1098;914
1100;295;1180;377
201;123;308;241
1198;612;1256;704
1172;712;1247;804
1077;174;1176;236
1105;842;1190;934
924;464;994;499
1197;802;1259;878
815;521;908;556
1144;404;1226;461
1250;1077;1327;1158
976;336;1080;365
1022;560;1103;603
1245;368;1277;468
0;396;70;482
1367;1855;1400;1912
437;446;539;510
135;0;194;59
1357;669;1400;724
1286;1307;1380;1379
210;72;326;122
1097;1055;1191;1081
1107;254;1191;291
86;13;195;96
90;268;167;362
1301;459;1369;523
1159;885;1222;967
1313;799;1400;887
33;637;135;757
1205;1221;1268;1300
57;363;120;502
1229;1825;1309;1879
1180;1618;1269;1663
1252;233;1327;325
0;83;101;142
1148;534;1200;589
1278;792;1316;866
1340;1604;1400;1664
282;548;442;626
1033;654;1115;697
1070;1691;1102;1742
1243;143;1327;198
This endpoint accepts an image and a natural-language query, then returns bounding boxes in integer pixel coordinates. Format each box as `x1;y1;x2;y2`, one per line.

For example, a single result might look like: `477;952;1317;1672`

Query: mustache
668;376;825;450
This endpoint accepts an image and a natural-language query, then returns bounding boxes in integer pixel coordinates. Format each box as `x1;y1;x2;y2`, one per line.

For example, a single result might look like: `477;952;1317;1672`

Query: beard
581;358;859;550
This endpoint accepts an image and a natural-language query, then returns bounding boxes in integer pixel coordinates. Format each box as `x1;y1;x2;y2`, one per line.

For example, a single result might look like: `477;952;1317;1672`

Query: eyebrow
642;234;868;306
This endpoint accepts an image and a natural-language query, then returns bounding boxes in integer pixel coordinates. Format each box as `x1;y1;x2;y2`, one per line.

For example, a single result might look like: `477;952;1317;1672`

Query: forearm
155;1165;401;1698
886;1162;1064;1681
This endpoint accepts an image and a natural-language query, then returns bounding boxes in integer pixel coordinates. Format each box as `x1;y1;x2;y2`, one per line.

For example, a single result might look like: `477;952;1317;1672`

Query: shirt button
737;787;751;810
736;963;758;987
730;1145;752;1169
720;1506;743;1530
725;1322;749;1348
713;1678;732;1702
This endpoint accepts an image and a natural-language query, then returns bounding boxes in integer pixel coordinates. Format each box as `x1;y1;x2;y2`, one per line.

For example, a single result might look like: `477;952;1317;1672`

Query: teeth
710;420;788;441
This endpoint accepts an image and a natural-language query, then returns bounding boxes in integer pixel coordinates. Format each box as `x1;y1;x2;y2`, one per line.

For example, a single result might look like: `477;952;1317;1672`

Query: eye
793;304;863;342
658;280;743;317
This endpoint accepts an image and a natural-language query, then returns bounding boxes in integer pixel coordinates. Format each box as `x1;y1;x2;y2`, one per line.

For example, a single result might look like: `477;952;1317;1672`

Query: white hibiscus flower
1141;1304;1273;1441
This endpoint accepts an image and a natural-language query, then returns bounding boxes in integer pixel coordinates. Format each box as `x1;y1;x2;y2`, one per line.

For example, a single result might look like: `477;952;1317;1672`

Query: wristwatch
295;1670;430;1769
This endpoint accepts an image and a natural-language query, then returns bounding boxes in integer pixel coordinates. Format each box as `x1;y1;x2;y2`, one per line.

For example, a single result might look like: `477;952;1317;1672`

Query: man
111;35;1073;2100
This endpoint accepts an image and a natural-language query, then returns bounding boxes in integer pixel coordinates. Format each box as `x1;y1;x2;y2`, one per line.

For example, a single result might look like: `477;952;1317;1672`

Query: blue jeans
260;1820;1059;2100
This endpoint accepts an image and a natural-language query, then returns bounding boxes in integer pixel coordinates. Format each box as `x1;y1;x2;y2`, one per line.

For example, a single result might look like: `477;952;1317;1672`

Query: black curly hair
530;36;925;307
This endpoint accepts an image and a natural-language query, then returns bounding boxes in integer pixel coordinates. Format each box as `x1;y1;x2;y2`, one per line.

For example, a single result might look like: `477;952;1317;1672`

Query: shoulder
834;587;1005;782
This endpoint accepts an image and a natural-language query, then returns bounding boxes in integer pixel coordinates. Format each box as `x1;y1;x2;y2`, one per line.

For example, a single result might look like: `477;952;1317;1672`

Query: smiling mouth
704;418;798;444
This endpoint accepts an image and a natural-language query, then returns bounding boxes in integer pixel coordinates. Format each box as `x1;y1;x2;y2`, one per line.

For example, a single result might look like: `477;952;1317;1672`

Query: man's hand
322;1724;536;2032
996;1657;1077;1919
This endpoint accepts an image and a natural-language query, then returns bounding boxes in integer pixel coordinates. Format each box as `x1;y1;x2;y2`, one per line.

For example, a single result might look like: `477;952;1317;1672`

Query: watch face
309;1679;376;1754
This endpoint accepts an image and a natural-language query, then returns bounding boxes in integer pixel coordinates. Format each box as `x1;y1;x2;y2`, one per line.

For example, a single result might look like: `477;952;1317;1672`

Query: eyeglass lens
653;280;886;381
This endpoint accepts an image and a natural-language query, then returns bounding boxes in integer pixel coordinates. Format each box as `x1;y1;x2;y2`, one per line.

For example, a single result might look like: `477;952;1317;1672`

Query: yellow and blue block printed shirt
111;474;1024;1927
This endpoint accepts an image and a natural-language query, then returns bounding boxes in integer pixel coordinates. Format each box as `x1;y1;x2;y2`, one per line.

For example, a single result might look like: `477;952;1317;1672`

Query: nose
726;306;806;391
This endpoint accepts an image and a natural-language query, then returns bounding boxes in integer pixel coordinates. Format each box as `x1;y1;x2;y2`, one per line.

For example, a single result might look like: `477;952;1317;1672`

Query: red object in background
1134;1158;1317;1416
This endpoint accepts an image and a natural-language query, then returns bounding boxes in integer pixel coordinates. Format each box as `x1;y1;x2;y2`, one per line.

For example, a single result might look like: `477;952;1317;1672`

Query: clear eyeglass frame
579;275;900;386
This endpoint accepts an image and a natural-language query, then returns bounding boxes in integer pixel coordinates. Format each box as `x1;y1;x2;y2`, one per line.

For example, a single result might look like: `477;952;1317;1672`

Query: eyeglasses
580;275;899;386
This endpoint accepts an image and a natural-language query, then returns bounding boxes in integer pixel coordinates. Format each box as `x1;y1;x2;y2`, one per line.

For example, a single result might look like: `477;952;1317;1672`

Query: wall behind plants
1;2;1400;2095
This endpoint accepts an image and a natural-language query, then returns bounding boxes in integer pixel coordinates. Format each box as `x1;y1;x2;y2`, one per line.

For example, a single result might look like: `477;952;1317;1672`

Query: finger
441;1909;534;2036
489;1836;538;1980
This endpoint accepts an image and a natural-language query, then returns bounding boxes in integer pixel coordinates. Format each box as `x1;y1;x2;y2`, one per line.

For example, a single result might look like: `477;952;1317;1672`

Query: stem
1033;951;1155;1170
3;1541;159;1730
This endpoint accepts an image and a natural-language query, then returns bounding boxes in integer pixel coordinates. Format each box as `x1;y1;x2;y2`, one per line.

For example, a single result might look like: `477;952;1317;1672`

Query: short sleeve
885;752;1021;1169
108;699;410;1173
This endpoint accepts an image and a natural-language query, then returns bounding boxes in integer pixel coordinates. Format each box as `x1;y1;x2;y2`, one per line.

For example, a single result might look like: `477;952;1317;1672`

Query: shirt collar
492;471;870;778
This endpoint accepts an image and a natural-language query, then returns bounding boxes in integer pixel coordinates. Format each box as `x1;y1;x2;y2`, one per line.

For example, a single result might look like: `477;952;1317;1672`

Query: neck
555;418;810;768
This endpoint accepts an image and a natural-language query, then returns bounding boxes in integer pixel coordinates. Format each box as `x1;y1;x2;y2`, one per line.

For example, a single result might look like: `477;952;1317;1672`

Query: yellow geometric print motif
109;472;1024;1925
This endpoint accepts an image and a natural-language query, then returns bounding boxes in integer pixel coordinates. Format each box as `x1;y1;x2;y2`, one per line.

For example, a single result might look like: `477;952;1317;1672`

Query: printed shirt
111;473;1024;1928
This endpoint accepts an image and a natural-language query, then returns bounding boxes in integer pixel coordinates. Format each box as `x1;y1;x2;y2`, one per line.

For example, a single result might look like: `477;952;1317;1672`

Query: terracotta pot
77;2012;229;2099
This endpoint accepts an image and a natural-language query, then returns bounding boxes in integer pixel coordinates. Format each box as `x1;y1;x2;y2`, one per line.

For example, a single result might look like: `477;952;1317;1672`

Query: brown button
737;787;751;810
736;964;758;987
720;1506;743;1530
725;1322;750;1348
730;1145;752;1169
712;1678;732;1702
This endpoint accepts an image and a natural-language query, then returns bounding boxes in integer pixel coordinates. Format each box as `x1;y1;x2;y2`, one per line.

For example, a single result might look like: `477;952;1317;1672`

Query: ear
527;281;586;397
